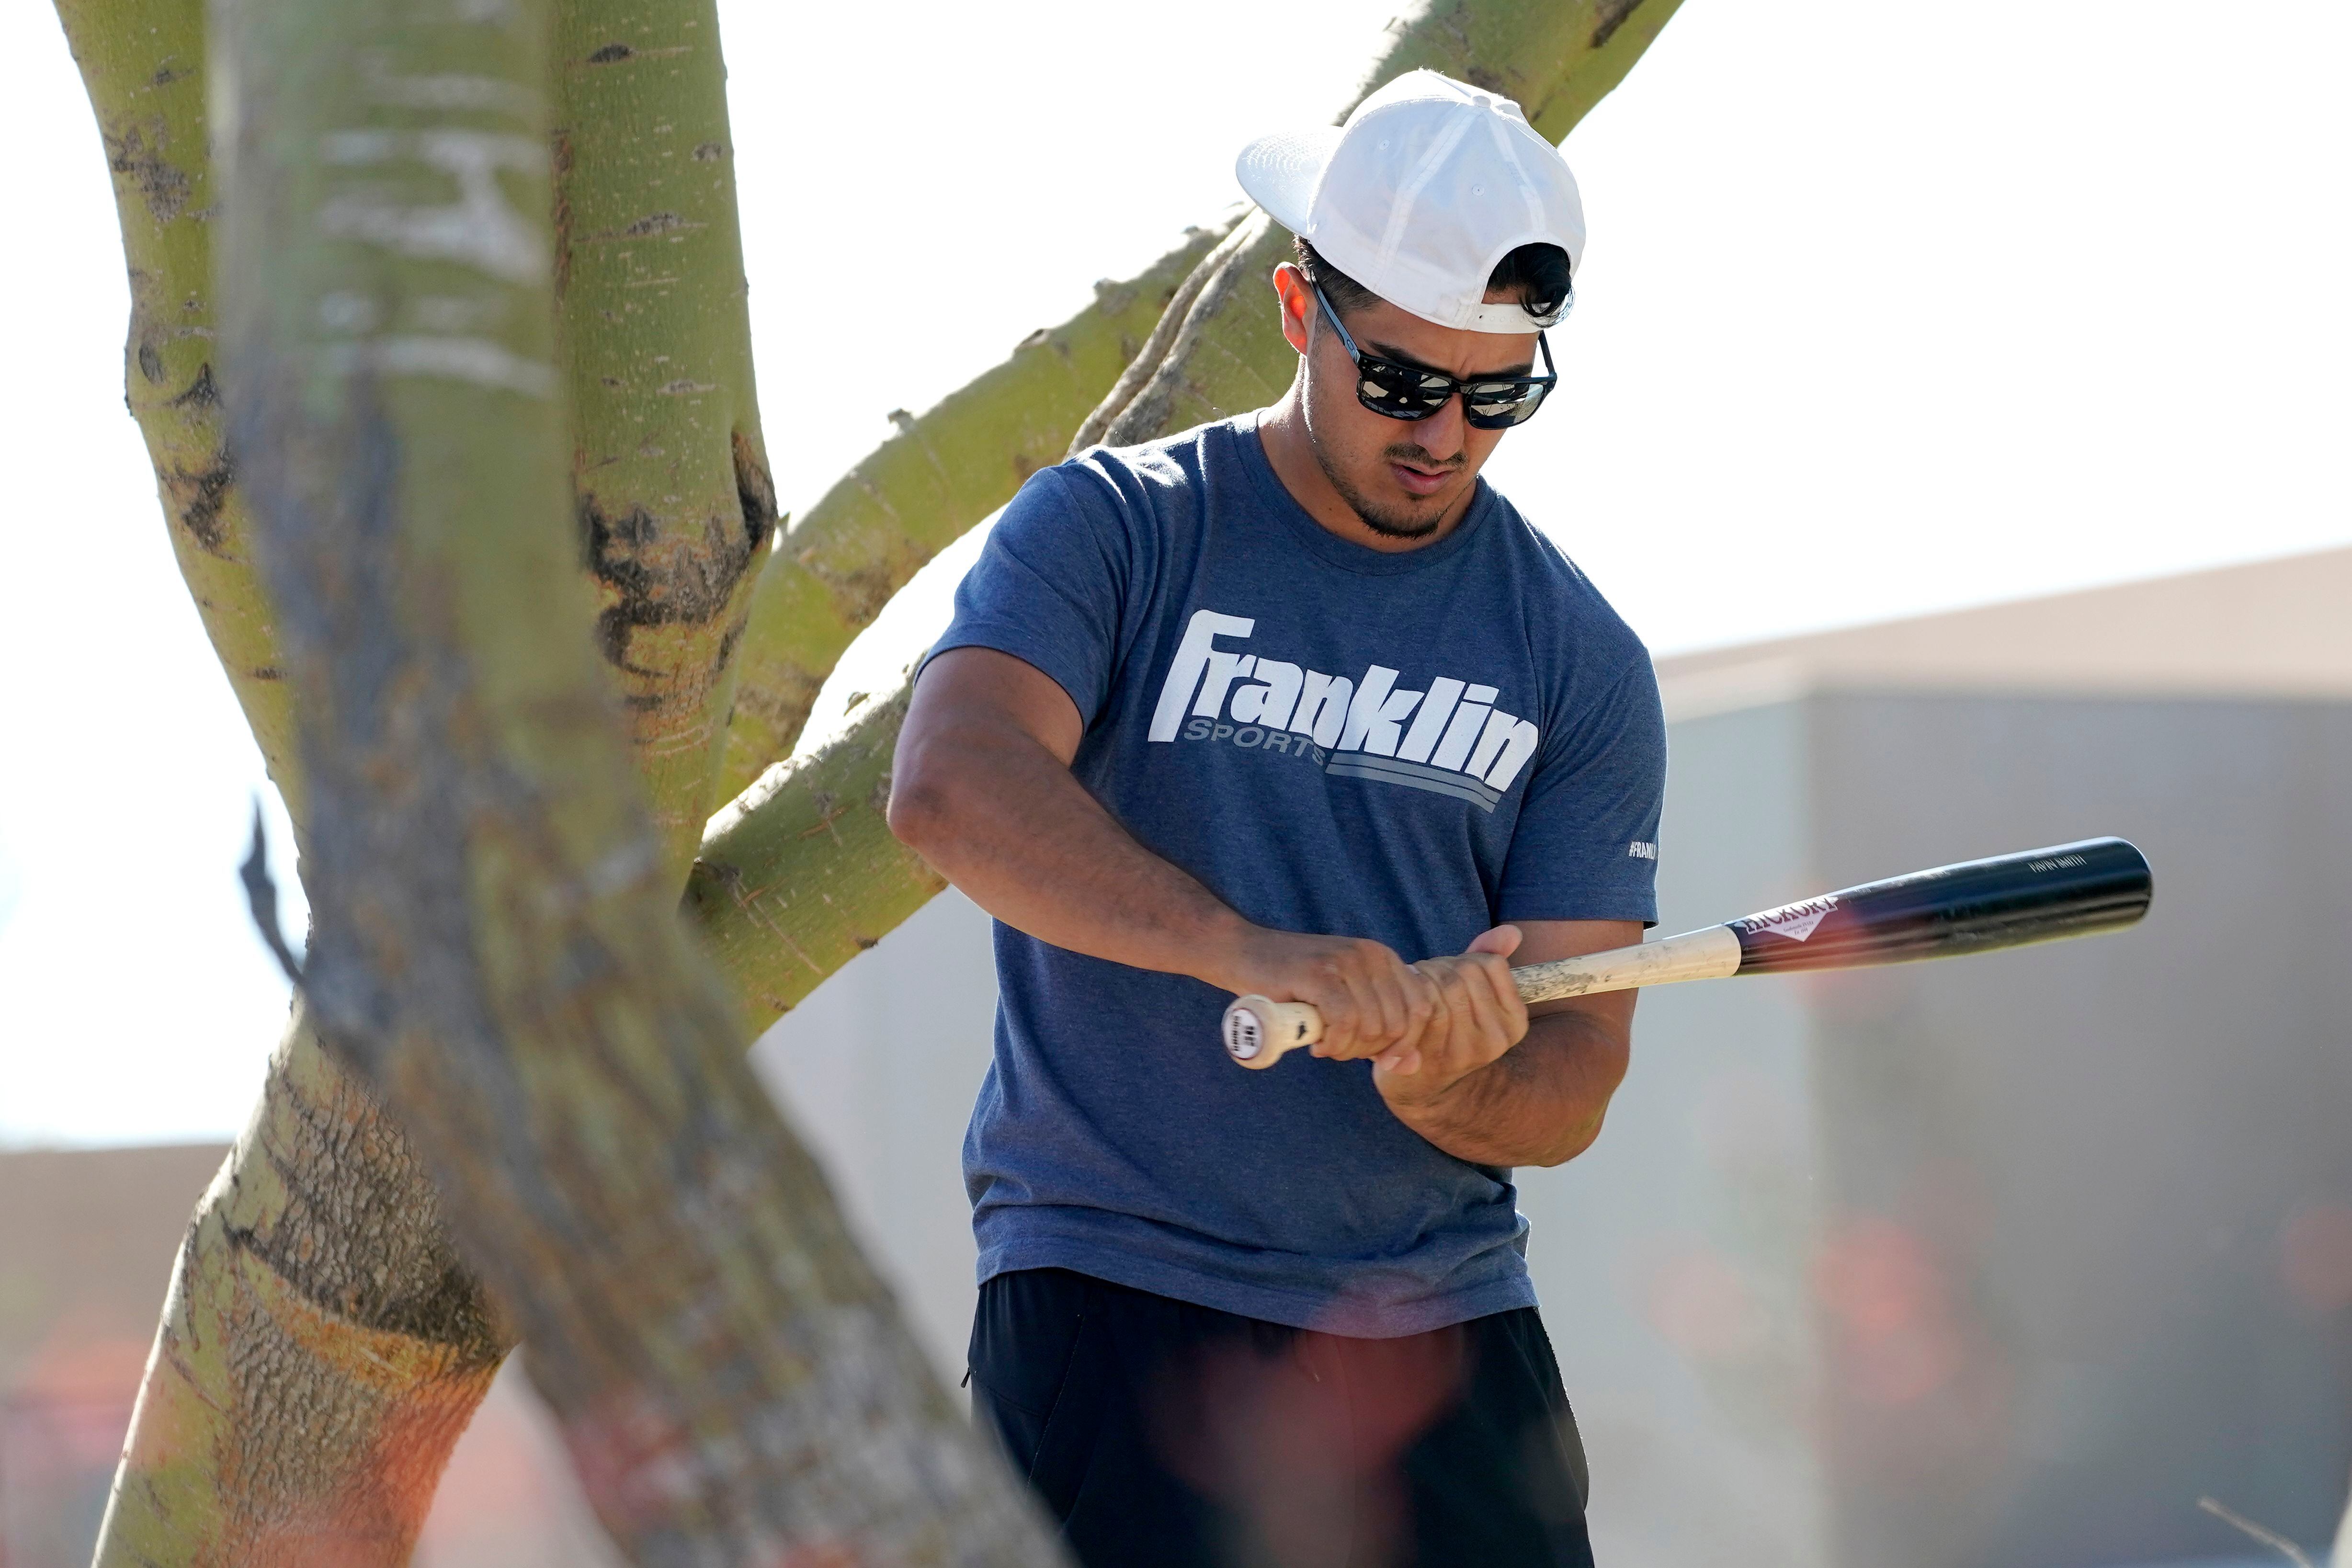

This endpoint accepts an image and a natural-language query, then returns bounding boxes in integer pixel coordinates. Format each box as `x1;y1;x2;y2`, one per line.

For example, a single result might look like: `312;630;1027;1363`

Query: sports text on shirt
1149;609;1541;811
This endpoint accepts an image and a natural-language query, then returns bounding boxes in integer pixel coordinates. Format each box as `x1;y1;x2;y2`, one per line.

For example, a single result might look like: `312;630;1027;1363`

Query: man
890;70;1664;1567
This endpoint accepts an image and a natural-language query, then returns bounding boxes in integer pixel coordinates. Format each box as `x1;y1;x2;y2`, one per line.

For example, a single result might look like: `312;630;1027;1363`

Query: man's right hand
1213;927;1441;1064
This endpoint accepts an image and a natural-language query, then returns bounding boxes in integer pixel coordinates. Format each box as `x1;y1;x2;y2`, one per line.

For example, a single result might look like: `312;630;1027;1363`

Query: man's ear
1272;261;1313;357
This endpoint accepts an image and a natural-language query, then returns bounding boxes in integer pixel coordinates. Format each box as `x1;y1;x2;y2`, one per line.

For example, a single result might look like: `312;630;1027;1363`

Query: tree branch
56;0;304;817
711;223;1230;798
554;0;776;882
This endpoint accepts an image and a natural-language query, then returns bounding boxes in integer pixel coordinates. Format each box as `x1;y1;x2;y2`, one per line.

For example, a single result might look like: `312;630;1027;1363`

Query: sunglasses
1312;281;1557;430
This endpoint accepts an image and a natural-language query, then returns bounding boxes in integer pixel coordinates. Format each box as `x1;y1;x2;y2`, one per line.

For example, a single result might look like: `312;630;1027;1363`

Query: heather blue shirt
932;414;1664;1337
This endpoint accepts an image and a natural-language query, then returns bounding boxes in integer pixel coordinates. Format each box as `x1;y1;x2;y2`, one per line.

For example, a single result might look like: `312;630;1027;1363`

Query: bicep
904;647;1086;767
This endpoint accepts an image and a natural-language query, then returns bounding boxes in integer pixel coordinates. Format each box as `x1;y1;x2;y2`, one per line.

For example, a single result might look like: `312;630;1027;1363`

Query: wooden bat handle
1220;925;1743;1069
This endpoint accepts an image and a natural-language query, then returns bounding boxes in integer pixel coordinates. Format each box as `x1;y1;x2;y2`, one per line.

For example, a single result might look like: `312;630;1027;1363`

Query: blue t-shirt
931;414;1665;1337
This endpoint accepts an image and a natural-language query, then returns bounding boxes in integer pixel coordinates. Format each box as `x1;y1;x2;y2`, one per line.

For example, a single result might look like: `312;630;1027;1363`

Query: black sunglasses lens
1349;346;1554;429
1356;365;1452;420
1464;380;1549;429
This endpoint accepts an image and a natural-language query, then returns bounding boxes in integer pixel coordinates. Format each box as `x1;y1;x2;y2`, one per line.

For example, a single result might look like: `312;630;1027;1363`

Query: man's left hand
1367;925;1530;1111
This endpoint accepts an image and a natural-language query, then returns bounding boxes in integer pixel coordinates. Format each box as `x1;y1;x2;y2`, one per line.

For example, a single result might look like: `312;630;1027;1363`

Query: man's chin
1355;483;1456;539
1357;506;1446;540
1314;445;1460;539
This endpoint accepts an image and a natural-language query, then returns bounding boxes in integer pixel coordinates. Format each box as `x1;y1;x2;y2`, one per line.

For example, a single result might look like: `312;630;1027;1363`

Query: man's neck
1253;393;1477;555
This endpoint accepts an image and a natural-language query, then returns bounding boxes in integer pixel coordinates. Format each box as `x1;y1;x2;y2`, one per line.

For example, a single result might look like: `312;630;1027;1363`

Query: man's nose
1416;393;1467;458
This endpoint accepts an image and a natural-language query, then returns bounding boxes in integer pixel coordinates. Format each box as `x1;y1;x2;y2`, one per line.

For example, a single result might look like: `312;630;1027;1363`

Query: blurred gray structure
755;545;2352;1568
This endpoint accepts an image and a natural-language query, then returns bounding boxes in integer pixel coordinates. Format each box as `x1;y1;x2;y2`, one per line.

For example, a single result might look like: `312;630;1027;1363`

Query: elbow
1529;1107;1610;1169
884;762;956;859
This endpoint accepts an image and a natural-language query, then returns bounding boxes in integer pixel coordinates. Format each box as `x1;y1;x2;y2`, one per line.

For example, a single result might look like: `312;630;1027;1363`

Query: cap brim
1235;127;1343;235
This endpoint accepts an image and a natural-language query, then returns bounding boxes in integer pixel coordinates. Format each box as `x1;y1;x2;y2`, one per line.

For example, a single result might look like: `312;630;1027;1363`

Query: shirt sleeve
1496;659;1667;927
925;464;1133;726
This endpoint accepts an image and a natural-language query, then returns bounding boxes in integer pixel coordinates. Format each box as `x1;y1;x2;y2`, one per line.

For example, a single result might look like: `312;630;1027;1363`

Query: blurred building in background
6;547;2346;1566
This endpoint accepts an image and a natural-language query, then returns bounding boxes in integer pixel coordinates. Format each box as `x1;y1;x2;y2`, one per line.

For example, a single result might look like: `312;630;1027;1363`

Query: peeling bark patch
169;452;237;555
232;1033;508;1353
1592;0;1643;49
104;124;192;224
551;128;574;303
587;42;634;63
735;433;779;555
579;492;763;667
582;212;709;245
170;363;221;409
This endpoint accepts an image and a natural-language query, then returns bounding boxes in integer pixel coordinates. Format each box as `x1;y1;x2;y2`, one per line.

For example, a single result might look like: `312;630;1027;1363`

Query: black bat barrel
1729;837;2152;975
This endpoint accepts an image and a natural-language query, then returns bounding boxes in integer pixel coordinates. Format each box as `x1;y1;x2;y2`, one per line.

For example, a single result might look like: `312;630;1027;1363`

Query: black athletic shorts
967;1268;1594;1568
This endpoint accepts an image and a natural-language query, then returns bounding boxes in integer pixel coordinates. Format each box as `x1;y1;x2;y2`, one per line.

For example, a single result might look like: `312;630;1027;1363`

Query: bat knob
1222;995;1322;1069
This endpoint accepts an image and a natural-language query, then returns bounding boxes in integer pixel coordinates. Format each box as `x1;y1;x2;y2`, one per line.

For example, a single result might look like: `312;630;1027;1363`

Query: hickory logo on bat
1733;895;1840;943
1148;609;1540;812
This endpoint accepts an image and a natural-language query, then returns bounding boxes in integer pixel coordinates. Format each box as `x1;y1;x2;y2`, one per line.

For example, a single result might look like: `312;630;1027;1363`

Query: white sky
4;0;2345;1147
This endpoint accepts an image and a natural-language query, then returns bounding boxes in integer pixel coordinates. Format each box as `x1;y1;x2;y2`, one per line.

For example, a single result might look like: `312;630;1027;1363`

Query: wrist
1194;910;1275;996
1377;1054;1485;1119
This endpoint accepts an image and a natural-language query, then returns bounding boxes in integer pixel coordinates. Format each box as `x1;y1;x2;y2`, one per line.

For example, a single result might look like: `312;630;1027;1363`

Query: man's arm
888;647;1445;1058
1370;920;1640;1168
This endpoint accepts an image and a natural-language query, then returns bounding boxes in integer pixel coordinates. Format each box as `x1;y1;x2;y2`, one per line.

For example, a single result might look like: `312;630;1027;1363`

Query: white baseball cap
1235;70;1585;335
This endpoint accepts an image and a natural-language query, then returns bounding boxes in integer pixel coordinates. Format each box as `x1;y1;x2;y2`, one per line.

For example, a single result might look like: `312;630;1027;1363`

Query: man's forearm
1386;1009;1629;1167
890;711;1254;987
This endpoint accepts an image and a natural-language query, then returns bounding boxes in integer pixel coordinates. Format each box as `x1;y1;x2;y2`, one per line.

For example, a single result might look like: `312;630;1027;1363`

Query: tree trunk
58;0;524;1557
208;0;1063;1558
94;1011;508;1566
64;0;786;1552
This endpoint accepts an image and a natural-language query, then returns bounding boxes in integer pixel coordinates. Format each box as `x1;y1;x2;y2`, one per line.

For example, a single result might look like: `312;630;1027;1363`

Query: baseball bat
1220;836;2152;1069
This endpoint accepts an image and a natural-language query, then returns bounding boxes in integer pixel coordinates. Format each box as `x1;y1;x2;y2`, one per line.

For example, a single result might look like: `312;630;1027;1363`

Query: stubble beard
1303;398;1461;540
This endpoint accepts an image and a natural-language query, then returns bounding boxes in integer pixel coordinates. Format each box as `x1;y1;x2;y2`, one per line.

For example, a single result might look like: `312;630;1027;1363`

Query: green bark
56;0;302;819
689;683;944;1033
211;0;1058;1557
554;0;774;881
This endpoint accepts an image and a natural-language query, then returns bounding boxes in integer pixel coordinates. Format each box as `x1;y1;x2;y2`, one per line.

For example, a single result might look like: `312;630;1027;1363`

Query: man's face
1274;263;1541;540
